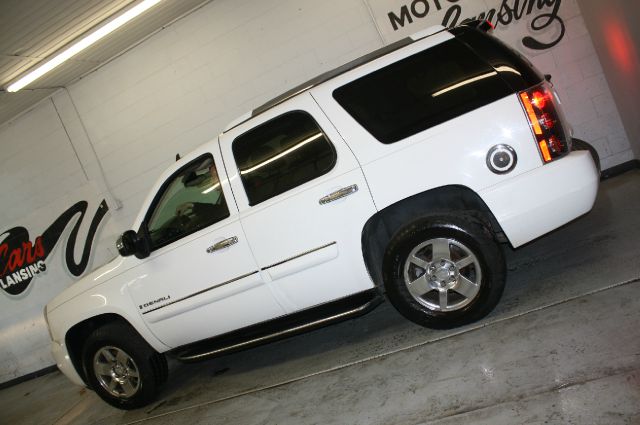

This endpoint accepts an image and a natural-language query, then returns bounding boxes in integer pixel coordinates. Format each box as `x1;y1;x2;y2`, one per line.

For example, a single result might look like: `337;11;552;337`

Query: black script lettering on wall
388;0;565;50
0;200;109;296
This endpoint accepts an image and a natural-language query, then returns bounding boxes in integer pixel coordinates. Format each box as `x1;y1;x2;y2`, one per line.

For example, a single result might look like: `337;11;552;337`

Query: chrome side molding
142;270;259;315
263;241;336;271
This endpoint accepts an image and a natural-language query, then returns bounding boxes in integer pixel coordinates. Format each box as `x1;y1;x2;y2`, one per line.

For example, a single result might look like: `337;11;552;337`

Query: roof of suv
223;25;448;133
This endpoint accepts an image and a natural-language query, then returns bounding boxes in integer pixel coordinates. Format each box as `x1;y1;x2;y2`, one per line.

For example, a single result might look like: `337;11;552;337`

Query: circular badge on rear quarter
486;144;517;174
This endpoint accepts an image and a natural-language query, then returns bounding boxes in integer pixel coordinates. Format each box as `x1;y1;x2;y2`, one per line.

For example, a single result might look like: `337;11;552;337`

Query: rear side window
333;39;511;144
232;111;336;206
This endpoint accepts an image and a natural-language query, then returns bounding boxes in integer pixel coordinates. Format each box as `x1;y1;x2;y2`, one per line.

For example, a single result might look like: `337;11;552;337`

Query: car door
125;146;285;348
219;93;378;313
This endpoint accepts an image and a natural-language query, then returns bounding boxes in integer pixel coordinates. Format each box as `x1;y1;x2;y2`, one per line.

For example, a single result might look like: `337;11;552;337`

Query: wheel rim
403;237;482;312
93;346;141;399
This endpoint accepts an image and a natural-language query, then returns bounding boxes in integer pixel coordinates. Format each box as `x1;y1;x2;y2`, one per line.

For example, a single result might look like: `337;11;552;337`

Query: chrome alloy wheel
403;238;482;312
93;346;141;399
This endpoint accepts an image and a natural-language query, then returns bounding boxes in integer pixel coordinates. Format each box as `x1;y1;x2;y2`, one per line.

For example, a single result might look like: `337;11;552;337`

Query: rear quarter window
333;38;512;144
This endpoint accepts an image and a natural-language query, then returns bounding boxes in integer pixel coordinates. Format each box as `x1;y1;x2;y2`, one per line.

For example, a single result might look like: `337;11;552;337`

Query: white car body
45;25;599;388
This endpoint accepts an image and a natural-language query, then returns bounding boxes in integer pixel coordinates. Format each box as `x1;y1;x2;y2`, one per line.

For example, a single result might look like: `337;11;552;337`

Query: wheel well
65;314;131;384
361;185;506;288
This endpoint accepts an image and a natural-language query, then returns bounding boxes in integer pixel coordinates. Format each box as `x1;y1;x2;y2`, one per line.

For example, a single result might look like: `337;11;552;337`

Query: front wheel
83;322;167;409
383;215;506;329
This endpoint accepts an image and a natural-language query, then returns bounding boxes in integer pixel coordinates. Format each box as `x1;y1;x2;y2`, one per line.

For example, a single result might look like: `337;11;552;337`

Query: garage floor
3;170;640;425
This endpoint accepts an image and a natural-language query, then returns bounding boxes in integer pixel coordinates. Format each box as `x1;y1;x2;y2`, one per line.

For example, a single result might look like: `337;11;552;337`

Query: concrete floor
3;170;640;425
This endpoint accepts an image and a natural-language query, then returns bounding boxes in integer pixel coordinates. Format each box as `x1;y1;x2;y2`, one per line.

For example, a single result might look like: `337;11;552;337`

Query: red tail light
530;91;548;109
519;82;570;163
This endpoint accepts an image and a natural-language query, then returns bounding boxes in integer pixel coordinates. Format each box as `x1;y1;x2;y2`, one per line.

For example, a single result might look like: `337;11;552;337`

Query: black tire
82;322;167;409
383;214;505;329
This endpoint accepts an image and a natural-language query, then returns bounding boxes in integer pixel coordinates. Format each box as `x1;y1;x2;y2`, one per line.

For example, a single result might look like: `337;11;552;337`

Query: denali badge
139;295;171;310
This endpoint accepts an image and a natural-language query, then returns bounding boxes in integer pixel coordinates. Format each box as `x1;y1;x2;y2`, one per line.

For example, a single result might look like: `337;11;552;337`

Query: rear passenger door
219;93;377;313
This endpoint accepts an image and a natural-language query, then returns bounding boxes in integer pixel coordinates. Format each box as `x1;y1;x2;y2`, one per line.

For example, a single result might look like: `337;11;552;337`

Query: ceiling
0;0;210;125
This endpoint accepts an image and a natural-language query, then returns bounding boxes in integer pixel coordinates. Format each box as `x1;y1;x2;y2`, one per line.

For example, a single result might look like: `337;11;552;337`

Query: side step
173;289;382;362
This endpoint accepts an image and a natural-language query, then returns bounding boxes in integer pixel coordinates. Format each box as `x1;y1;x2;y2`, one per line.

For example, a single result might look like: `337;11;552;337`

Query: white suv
45;22;600;409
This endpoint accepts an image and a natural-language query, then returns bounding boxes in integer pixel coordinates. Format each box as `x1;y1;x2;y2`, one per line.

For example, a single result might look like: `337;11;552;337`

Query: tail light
519;82;571;163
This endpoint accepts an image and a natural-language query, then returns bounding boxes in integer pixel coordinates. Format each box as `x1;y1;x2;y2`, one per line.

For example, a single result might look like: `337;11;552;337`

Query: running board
174;290;381;362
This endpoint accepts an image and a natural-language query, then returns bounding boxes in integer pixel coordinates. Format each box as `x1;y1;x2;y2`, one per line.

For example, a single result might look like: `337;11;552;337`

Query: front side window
233;111;336;206
146;155;229;250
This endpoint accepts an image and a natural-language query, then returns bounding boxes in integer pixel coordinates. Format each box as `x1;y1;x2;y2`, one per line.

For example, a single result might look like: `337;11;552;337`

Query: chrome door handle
319;184;358;205
207;236;238;253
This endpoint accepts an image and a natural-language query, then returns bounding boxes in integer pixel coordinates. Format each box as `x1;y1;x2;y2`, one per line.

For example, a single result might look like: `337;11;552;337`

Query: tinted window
333;39;511;144
147;155;229;250
451;27;543;91
233;111;336;206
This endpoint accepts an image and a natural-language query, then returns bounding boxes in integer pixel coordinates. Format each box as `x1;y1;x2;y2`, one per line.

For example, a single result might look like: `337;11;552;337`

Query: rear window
333;38;512;144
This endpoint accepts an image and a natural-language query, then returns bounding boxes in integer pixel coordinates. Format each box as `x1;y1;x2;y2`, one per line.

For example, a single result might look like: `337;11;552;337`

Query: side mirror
116;229;150;259
116;230;138;257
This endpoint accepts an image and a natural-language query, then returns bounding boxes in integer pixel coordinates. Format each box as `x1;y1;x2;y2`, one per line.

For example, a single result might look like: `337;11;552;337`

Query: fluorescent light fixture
7;0;164;92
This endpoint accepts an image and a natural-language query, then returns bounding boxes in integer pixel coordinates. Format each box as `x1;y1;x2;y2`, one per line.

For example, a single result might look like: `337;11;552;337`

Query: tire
383;214;505;329
82;322;167;409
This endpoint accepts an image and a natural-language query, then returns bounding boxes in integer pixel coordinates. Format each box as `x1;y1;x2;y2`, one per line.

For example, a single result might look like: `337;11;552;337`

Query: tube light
6;0;164;92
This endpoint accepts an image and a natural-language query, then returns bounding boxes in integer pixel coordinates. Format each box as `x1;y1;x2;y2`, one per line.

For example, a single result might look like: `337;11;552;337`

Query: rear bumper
479;150;599;248
51;340;85;386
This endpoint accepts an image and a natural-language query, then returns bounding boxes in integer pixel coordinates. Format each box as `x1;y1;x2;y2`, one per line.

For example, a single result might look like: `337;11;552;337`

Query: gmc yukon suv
44;22;600;409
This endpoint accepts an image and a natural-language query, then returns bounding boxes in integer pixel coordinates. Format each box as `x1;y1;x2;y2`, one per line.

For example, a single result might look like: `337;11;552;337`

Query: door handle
206;236;238;253
319;184;358;205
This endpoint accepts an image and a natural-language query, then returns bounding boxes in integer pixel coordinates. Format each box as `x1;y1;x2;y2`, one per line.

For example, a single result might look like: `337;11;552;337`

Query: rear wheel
383;215;505;329
83;322;167;409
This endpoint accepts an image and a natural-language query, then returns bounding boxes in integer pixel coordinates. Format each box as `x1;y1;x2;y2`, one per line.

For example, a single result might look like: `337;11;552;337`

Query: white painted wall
0;0;635;381
68;0;383;233
577;0;640;161
0;100;120;383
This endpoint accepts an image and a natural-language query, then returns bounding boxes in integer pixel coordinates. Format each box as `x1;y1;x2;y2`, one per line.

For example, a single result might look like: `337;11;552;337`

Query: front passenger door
125;150;285;348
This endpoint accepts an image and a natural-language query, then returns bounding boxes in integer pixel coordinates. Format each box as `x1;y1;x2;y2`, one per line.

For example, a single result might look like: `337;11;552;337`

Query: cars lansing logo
140;295;171;310
0;200;109;296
